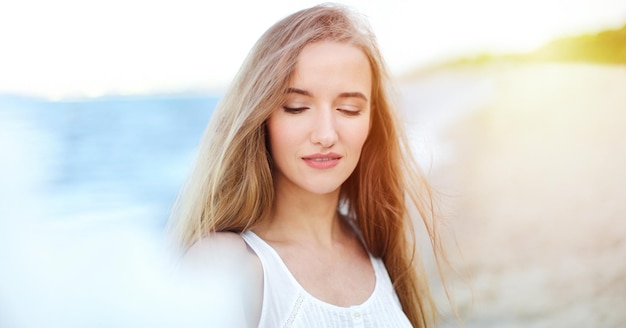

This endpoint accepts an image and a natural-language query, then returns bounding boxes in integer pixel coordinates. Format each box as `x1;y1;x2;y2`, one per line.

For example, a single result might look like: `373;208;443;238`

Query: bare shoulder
181;232;263;327
183;231;261;273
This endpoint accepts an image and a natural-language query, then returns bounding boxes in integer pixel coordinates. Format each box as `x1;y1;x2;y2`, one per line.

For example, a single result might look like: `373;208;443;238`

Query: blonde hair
169;3;448;327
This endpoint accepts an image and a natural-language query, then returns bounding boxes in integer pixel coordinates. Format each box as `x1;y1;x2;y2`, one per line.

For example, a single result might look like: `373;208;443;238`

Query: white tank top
240;231;413;328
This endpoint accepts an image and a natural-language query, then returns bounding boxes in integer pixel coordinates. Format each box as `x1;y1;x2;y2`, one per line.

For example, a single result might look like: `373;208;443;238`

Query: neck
257;181;344;248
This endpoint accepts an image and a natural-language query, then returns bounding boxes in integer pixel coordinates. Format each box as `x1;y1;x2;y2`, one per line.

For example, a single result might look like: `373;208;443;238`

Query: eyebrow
286;88;312;97
338;92;368;102
286;88;368;102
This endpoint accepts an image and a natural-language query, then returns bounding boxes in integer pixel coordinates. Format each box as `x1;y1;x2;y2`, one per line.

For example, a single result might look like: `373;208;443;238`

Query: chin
302;181;344;196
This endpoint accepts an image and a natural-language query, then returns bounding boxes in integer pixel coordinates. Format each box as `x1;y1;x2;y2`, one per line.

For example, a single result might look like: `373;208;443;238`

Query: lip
302;152;342;169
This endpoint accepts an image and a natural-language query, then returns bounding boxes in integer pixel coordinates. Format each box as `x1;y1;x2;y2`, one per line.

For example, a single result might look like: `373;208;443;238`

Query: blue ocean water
0;94;241;327
0;94;217;227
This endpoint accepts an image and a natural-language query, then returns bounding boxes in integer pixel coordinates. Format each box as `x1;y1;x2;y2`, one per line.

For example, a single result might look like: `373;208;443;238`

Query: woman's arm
182;232;263;327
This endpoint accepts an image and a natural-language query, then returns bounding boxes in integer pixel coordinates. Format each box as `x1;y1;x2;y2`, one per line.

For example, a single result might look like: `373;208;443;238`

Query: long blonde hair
169;3;448;326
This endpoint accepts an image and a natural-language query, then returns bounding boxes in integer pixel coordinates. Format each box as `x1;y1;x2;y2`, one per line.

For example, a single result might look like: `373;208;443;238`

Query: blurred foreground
0;96;229;327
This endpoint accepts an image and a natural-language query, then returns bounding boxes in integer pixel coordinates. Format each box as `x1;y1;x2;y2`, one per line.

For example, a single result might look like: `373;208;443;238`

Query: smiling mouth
302;153;342;169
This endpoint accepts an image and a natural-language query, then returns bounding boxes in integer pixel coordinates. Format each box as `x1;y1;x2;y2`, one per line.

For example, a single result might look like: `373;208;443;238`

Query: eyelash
282;106;308;114
282;106;361;116
340;109;361;116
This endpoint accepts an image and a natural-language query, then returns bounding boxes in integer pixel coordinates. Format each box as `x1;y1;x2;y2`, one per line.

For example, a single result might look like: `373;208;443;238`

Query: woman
169;3;449;327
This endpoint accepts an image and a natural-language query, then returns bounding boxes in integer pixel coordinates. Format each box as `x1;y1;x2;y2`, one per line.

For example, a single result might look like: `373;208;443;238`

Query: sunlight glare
0;0;624;98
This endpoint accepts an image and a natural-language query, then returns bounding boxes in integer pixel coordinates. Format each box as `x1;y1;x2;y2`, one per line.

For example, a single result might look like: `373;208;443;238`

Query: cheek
267;116;297;160
351;116;371;151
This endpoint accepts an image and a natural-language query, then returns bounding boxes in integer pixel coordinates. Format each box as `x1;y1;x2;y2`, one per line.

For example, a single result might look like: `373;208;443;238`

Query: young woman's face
267;41;372;195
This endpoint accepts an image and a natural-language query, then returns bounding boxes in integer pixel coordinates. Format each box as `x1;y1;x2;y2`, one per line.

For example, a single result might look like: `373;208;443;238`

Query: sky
0;0;625;99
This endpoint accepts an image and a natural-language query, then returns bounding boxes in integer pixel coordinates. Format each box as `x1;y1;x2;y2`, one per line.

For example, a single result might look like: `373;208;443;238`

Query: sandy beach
400;63;626;327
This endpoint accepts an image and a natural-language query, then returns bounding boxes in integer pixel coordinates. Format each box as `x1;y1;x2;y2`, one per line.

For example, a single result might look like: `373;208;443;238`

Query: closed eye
282;106;309;114
338;108;361;116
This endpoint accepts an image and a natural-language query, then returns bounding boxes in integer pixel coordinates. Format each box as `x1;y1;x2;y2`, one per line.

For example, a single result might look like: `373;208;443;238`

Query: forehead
288;41;372;97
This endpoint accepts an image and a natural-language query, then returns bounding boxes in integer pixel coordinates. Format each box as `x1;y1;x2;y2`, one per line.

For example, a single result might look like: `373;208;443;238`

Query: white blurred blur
0;100;251;327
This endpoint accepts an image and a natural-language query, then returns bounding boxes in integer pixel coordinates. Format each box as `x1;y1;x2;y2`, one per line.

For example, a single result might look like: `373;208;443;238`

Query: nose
310;108;338;148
